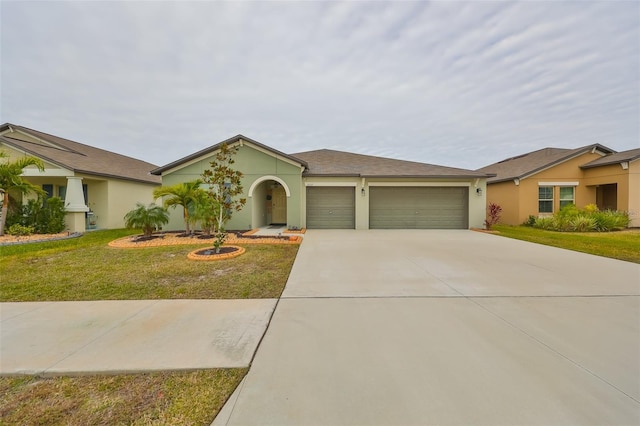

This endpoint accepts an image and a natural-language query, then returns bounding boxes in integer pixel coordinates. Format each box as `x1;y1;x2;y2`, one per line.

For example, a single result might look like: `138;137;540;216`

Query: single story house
0;123;161;232
151;135;494;231
477;144;640;227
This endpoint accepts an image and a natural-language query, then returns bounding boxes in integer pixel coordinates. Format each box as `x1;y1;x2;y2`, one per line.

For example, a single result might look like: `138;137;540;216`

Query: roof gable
477;144;616;183
293;149;492;178
151;134;307;175
0;123;160;185
580;148;640;169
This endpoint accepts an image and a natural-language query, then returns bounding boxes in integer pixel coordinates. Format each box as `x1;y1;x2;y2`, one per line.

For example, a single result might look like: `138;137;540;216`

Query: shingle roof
476;144;615;184
580;148;640;169
0;123;160;184
150;134;308;175
292;149;492;178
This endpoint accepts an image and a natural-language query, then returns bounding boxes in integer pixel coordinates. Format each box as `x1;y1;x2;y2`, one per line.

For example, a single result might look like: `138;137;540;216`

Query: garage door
369;187;468;229
306;187;355;229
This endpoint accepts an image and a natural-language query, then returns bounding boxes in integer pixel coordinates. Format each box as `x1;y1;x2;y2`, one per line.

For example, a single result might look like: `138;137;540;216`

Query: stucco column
64;176;89;233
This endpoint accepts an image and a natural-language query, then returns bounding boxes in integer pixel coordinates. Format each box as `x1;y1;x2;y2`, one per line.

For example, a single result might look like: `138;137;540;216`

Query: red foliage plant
484;203;503;230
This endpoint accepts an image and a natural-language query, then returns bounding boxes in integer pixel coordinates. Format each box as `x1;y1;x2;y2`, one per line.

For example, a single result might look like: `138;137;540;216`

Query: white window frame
559;186;575;209
538;186;554;214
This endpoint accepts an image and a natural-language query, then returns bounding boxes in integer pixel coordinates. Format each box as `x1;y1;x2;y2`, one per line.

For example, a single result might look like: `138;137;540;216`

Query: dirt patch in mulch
194;247;238;256
187;245;246;261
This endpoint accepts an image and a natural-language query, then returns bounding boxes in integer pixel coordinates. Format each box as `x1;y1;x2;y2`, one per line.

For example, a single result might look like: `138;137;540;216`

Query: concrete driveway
216;230;640;425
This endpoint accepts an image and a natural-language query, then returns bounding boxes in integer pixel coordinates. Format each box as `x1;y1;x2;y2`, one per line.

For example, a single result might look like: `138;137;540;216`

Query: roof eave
580;155;640;169
0;136;75;171
74;169;160;185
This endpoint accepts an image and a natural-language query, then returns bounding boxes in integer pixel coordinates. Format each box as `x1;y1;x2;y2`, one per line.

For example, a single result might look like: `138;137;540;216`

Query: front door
271;186;287;224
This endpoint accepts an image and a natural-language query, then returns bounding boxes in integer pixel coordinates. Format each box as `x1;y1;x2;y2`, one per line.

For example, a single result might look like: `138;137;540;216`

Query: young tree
201;143;246;253
152;179;205;235
124;203;169;237
0;151;45;236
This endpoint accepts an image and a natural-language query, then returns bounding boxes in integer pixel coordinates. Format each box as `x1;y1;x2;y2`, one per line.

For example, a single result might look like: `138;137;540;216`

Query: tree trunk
183;207;190;234
0;191;9;236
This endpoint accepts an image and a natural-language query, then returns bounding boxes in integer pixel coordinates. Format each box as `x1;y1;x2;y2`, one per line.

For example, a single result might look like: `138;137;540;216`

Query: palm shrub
153;180;205;235
192;193;220;236
0;151;45;235
124;203;169;237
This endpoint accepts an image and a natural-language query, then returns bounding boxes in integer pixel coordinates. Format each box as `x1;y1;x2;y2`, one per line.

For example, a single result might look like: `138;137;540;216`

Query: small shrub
569;215;597;232
592;210;629;231
484;203;503;230
524;215;537;227
583;204;599;213
5;196;66;234
7;224;35;236
534;216;556;230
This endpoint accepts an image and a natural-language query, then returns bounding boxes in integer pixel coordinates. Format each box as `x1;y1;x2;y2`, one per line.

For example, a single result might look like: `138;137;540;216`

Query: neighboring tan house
0;123;161;232
151;134;494;231
477;144;640;227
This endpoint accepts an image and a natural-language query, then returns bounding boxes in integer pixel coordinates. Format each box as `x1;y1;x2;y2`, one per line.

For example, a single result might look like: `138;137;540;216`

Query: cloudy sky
1;1;638;170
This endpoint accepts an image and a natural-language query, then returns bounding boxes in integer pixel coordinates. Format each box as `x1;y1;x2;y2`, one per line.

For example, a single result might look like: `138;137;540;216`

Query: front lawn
0;369;246;425
0;229;299;302
492;225;640;263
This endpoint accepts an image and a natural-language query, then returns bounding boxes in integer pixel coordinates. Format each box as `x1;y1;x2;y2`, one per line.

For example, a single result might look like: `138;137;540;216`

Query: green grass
0;369;247;425
493;225;640;263
0;229;299;302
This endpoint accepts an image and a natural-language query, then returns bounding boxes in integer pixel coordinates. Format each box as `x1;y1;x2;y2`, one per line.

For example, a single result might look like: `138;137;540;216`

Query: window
58;186;66;200
538;186;553;213
559;187;575;209
42;184;54;199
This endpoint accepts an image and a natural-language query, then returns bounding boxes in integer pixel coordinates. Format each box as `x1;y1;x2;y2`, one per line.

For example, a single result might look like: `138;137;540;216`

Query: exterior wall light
361;188;366;196
476;188;482;196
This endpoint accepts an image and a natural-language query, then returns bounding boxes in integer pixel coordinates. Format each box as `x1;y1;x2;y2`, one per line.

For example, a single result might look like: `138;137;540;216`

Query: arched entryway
248;176;291;228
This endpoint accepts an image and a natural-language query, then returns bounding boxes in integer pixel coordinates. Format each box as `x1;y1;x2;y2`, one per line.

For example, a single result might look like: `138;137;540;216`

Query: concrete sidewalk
0;299;276;375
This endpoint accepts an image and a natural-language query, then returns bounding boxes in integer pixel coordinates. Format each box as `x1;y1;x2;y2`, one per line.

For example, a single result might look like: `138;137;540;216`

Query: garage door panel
370;187;468;229
306;187;355;229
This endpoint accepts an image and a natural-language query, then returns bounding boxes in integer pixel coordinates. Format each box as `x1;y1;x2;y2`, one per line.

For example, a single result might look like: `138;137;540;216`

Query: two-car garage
305;186;469;229
369;186;469;229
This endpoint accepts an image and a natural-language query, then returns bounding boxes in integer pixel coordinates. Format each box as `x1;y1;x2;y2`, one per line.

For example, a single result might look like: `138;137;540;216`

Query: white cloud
1;1;638;170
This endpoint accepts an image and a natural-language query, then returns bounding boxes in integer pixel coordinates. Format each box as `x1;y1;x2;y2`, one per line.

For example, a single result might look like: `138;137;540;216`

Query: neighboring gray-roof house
152;135;494;231
478;144;615;184
477;144;639;227
0;123;161;232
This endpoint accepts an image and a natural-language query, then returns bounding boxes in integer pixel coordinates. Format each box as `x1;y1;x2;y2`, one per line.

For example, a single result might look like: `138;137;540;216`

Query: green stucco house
151;135;494;231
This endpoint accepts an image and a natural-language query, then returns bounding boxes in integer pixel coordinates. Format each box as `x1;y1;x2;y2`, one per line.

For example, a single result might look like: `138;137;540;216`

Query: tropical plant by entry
201;143;246;253
0;151;45;236
192;192;220;236
152;179;205;235
123;203;170;237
